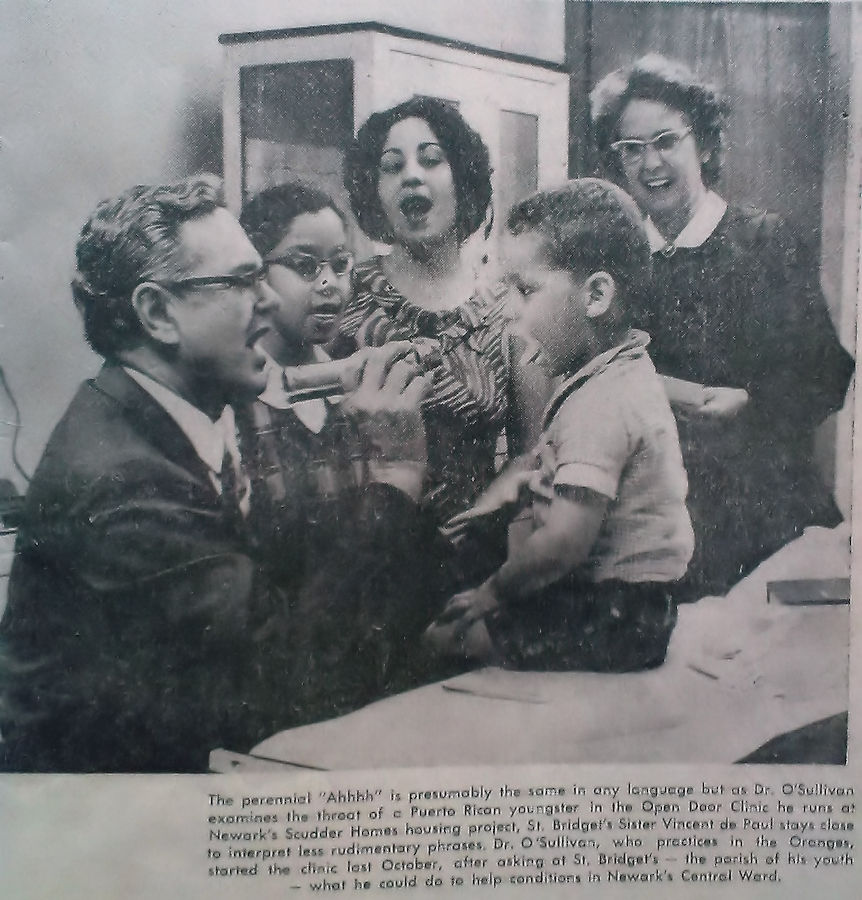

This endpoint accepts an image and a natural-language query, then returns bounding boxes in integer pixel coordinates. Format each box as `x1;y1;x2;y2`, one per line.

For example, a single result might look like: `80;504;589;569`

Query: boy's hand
442;467;533;540
422;616;498;661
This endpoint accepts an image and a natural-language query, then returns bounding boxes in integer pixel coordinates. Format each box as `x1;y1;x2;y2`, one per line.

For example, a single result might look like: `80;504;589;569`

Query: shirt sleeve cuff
553;462;618;499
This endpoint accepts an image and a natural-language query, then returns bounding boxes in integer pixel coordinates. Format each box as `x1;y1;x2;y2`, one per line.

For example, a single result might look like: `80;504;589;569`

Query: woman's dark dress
635;205;854;598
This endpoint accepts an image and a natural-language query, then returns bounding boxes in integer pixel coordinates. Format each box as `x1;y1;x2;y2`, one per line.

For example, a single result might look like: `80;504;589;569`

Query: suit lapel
91;365;216;490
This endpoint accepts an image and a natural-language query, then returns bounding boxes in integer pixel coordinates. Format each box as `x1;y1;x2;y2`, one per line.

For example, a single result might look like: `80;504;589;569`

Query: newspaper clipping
0;1;859;897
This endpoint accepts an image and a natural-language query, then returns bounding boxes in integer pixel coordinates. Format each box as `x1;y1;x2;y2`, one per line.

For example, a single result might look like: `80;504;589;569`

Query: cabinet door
238;59;355;218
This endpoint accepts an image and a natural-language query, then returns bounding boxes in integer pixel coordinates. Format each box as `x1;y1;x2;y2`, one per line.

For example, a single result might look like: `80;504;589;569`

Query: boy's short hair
240;182;346;258
506;178;653;308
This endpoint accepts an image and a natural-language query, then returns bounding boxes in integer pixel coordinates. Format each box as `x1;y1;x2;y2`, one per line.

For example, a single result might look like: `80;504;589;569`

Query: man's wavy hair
240;182;346;258
590;54;730;188
343;96;492;244
507;178;653;312
71;174;225;359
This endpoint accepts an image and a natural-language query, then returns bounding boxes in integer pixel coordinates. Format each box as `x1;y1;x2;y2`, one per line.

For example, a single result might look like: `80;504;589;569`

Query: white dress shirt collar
123;367;229;474
644;190;728;253
259;345;330;434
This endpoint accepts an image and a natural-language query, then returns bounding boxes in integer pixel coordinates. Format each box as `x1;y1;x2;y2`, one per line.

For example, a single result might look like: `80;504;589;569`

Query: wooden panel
564;0;593;176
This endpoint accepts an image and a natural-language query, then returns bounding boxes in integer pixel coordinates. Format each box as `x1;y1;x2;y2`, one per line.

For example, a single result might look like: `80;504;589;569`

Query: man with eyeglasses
0;175;432;772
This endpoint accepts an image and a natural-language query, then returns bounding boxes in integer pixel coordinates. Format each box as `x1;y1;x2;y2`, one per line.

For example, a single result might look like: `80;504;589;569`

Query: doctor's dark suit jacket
0;366;445;772
0;365;297;772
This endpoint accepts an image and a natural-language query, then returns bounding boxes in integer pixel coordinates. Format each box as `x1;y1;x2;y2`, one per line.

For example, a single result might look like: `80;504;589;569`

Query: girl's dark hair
507;178;653;307
590;54;730;188
240;182;346;257
343;96;492;244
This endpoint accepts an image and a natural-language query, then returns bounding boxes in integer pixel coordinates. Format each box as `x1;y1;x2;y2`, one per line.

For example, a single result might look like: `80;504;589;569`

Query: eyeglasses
154;267;269;293
265;251;354;282
609;127;693;164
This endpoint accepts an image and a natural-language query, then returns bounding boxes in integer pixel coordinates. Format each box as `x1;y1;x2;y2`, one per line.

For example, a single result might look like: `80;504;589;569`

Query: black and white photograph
0;0;859;895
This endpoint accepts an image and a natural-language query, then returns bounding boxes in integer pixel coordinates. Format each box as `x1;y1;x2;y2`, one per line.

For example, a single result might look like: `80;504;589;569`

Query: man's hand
341;343;431;501
282;342;418;396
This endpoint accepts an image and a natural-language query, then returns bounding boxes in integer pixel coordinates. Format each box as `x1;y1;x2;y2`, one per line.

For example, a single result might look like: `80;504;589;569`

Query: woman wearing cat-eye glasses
591;53;854;599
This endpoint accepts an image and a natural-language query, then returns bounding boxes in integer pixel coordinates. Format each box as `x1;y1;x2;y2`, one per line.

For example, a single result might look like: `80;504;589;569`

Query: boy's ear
130;282;181;347
583;271;615;319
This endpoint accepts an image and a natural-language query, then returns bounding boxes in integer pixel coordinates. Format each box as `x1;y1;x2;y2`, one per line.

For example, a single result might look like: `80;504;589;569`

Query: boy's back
532;329;693;584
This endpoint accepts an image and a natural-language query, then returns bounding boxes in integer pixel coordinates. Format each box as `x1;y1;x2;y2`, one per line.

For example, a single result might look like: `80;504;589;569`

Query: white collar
644;191;728;253
259;346;331;434
542;329;650;431
123;367;231;474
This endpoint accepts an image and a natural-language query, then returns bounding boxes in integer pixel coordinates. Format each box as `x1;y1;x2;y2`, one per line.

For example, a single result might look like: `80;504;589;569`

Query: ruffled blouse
334;256;510;523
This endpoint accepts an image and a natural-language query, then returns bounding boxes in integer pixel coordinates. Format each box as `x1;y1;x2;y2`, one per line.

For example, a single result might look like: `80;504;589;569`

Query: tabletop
214;526;852;771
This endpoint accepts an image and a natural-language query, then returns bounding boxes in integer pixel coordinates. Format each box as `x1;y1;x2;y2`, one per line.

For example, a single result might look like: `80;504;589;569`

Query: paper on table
661;374;708;410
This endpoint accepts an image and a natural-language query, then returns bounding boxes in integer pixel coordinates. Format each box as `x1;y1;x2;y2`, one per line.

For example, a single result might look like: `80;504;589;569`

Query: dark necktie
220;446;245;526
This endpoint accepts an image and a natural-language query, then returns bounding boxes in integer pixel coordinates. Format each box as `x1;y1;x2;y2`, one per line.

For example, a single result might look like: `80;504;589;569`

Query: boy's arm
439;487;608;626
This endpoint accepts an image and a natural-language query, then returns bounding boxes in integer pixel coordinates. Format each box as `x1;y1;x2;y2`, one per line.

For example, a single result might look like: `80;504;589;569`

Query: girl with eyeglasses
237;179;477;720
237;183;363;593
337;97;548;539
238;182;466;721
591;54;854;599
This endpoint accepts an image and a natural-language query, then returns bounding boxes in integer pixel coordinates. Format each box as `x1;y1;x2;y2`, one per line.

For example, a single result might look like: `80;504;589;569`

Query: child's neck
263;332;316;368
563;326;630;376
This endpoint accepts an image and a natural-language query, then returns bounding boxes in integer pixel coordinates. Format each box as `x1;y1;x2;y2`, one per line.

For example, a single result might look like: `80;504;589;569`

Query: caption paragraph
206;776;854;890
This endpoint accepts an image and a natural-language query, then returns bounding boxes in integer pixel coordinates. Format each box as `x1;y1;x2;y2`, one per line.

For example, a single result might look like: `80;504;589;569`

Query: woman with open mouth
591;54;854;599
338;97;545;554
